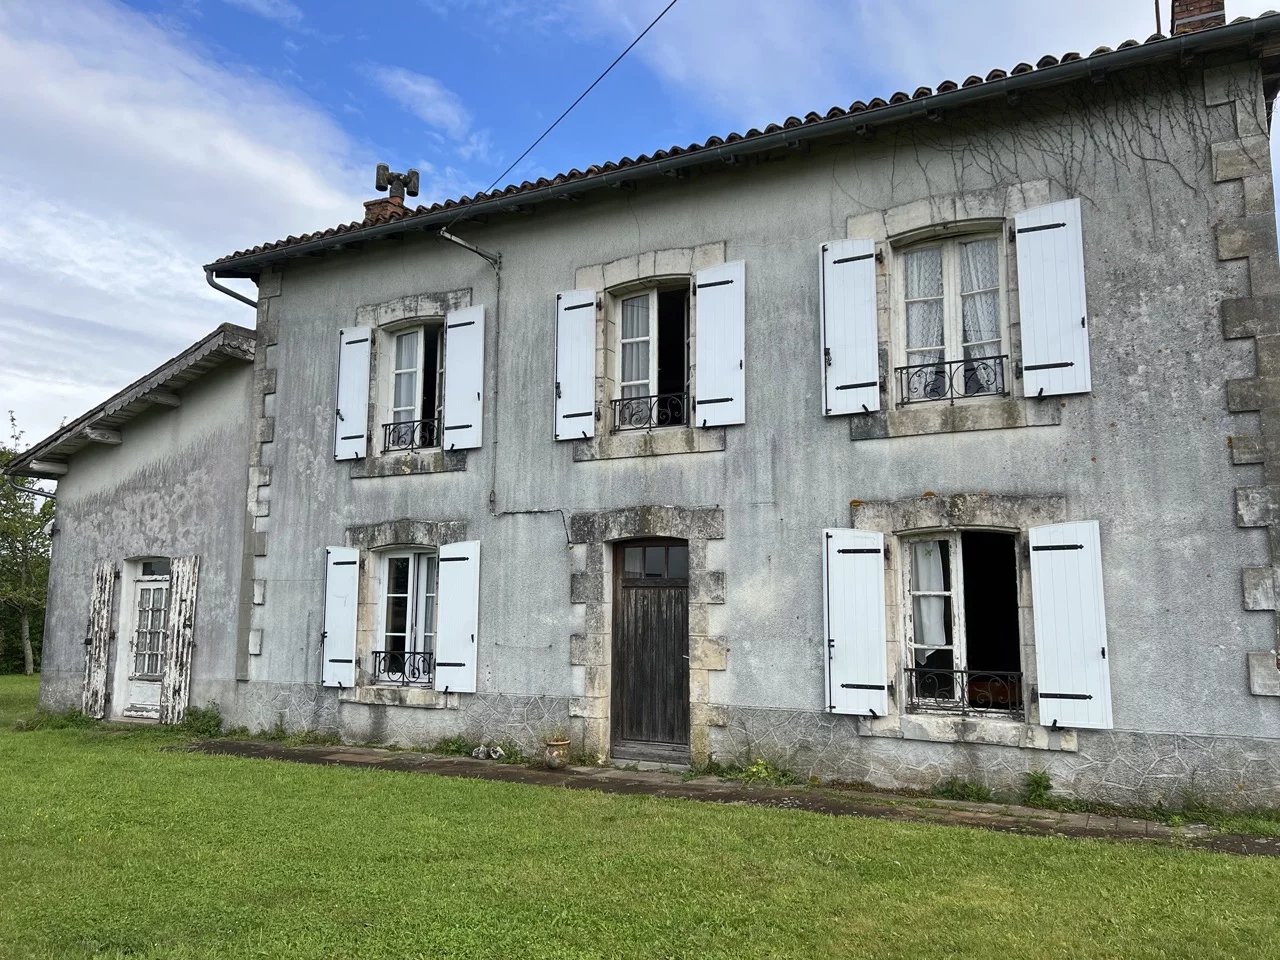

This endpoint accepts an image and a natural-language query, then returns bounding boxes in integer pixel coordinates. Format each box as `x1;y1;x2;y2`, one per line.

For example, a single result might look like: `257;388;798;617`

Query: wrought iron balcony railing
904;667;1024;718
896;354;1008;406
611;392;688;431
382;418;439;452
372;649;434;686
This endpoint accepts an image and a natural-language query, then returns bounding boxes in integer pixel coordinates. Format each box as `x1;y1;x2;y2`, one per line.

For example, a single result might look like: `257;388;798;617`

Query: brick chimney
363;194;406;224
1170;0;1226;35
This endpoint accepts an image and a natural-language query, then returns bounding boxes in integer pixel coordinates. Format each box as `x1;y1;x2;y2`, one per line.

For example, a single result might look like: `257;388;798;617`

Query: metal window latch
336;409;344;421
824;347;832;368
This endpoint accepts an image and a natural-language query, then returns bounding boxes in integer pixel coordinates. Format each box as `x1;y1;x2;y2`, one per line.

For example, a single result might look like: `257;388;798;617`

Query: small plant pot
544;738;571;769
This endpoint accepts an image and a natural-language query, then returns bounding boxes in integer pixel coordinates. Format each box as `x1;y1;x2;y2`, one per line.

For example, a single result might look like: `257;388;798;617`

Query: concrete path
193;739;1280;857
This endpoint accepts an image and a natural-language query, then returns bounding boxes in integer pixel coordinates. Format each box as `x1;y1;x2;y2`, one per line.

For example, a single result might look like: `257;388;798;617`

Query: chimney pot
1170;0;1225;35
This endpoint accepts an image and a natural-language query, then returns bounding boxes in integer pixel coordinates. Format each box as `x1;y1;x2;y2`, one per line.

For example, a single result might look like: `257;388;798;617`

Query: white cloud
371;65;474;141
221;0;303;27
0;0;367;444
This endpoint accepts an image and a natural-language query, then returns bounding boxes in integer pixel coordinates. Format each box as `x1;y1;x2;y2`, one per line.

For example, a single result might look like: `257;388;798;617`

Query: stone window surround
566;506;728;761
849;492;1082;753
571;244;729;462
339;518;468;709
846;180;1068;442
349;289;473;479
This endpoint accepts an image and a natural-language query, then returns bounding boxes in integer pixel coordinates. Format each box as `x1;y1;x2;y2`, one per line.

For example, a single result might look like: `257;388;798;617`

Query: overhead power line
447;0;681;228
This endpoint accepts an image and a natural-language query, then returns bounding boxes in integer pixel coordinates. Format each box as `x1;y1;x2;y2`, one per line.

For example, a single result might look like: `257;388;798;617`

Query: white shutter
823;529;889;717
334;327;371;461
442;305;485;450
820;239;880;415
554;290;597;440
1029;520;1112;729
82;560;117;719
158;555;199;725
322;547;359;688
694;260;746;427
435;540;480;694
1015;199;1091;397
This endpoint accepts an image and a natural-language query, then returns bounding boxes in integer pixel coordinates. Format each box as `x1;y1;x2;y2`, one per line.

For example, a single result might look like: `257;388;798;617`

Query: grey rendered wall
39;361;252;715
234;57;1280;802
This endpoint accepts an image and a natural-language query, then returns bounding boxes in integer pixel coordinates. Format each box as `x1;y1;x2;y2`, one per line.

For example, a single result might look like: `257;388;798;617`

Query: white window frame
611;282;690;426
893;232;1009;403
129;568;171;681
901;531;1023;716
383;322;445;452
377;549;439;686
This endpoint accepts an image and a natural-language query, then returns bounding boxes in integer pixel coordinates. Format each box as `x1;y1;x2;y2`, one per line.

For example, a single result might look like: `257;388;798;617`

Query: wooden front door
612;539;690;761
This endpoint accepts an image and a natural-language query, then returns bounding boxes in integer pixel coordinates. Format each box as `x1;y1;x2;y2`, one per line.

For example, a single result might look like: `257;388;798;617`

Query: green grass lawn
2;674;1279;960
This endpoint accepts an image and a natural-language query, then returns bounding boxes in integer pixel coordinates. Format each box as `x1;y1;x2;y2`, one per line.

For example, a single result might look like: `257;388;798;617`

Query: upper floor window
385;324;444;452
614;285;689;431
897;235;1007;405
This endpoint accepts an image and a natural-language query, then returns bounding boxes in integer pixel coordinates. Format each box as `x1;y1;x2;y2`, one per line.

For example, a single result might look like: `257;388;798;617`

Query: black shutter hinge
824;347;832;368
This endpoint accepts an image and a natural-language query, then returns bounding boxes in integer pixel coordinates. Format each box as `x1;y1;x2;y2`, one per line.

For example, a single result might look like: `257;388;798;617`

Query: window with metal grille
375;550;439;685
613;284;690;431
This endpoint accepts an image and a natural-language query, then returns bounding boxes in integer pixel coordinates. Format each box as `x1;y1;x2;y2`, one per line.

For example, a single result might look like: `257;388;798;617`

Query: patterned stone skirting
709;705;1280;808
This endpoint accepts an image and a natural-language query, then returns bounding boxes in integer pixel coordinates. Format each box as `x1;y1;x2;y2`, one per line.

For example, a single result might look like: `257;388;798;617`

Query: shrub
178;703;224;738
433;735;479;756
1021;770;1054;807
932;777;994;803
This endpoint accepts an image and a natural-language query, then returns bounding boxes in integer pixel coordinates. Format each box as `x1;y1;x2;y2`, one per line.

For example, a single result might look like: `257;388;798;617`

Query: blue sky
1;0;1276;443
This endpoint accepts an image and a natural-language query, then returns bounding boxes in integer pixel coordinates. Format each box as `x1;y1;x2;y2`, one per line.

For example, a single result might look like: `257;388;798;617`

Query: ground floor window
376;550;438;684
130;559;170;680
904;531;1022;716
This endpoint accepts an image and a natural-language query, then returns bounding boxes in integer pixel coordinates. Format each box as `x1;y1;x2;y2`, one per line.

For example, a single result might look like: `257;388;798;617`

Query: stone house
9;1;1280;804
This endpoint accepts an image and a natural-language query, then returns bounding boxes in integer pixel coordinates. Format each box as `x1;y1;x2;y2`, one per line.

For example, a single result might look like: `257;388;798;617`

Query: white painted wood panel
158;555;199;725
442;305;485;450
1015;198;1091;397
322;547;359;688
820;238;880;415
693;260;746;427
823;529;889;717
435;540;480;694
554;290;597;440
334;327;372;460
1029;520;1113;729
82;559;116;719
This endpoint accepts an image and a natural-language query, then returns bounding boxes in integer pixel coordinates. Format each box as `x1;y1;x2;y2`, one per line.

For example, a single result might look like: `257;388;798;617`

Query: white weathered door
820;238;880;415
823;529;889;717
1029;520;1113;729
554;290;597;440
117;567;171;720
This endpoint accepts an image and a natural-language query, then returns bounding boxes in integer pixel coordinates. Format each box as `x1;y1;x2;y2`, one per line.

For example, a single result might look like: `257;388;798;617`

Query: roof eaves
206;13;1280;277
3;323;257;480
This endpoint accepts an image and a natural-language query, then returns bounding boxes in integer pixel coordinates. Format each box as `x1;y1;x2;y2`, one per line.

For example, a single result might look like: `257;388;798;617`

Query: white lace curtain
910;540;948;666
960;238;1000;359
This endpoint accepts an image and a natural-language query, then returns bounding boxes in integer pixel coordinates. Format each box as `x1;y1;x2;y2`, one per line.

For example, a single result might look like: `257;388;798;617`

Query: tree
0;413;54;675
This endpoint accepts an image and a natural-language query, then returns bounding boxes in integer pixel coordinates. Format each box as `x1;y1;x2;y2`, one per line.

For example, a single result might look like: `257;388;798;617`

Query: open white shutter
821;239;880;415
554;290;597;440
1029;520;1112;729
694;260;746;427
158;555;200;725
82;560;117;719
334;327;371;460
322;547;359;688
1015;199;1091;397
443;305;485;450
435;540;480;694
823;529;889;717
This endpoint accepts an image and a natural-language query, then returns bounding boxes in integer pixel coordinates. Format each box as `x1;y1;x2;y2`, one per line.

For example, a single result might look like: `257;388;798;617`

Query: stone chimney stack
363;194;406;224
1170;0;1226;35
364;164;419;224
